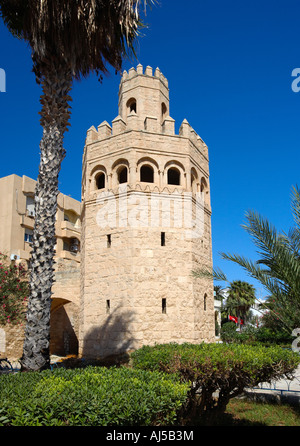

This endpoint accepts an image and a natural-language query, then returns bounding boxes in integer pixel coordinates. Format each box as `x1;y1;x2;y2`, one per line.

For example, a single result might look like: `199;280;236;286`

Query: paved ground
244;365;300;403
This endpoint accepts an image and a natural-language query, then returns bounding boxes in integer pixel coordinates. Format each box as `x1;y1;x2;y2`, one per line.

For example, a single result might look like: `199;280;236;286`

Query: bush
255;327;293;346
0;366;189;426
220;322;238;343
0;253;28;325
131;343;300;423
220;323;294;346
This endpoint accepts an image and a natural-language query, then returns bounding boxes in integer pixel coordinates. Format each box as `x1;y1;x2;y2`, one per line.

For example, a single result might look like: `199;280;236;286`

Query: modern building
0;174;81;358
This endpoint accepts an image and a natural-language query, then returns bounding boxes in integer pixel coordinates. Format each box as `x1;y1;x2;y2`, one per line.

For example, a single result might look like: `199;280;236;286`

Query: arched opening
140;165;154;183
167;167;180;186
118;166;128;184
200;177;209;205
204;293;207;311
191;168;198;193
127;97;137;114
96;172;105;189
161;102;167;121
50;298;79;357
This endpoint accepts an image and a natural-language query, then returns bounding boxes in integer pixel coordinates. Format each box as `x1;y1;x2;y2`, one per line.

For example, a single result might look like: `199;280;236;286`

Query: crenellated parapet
85;114;208;159
85;64;208;159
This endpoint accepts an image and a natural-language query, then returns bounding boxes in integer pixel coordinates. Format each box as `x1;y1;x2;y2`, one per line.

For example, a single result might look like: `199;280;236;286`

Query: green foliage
0;366;189;426
0;253;28;325
220;323;294;346
220;186;300;333
225;280;256;324
131;343;300;423
220;322;238;343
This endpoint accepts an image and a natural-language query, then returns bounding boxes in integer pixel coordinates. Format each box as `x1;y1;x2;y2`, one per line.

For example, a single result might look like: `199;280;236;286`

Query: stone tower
79;64;215;358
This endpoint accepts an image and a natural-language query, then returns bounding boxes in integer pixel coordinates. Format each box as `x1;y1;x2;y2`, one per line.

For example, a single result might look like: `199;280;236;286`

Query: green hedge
131;343;300;423
220;323;294;346
0;366;189;426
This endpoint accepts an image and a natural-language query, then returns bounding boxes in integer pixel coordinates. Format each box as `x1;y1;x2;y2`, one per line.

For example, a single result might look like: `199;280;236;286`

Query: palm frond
192;266;227;282
291;185;300;229
0;0;156;79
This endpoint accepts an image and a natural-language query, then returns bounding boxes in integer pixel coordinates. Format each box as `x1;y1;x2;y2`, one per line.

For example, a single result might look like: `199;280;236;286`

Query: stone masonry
79;65;215;358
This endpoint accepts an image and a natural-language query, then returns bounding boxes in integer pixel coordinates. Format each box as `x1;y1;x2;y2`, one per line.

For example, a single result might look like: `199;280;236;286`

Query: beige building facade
79;65;215;358
0;174;81;358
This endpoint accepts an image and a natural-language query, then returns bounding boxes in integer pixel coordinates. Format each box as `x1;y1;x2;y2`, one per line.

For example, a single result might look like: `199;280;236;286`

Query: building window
70;238;80;253
162;298;167;314
140;165;154;183
161;102;167;121
63;238;80;253
24;228;33;244
118;166;128;184
96;173;105;189
26;195;35;217
204;294;207;311
127;98;137;114
106;299;110;314
107;234;111;248
167;167;180;185
161;232;165;246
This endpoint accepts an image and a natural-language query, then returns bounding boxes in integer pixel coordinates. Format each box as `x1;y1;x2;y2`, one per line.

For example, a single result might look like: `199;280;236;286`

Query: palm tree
220;186;300;334
225;280;256;330
194;186;300;335
0;0;154;371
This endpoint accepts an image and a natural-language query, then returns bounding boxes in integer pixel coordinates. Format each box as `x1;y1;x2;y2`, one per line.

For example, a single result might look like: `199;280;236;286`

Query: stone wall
0;324;25;360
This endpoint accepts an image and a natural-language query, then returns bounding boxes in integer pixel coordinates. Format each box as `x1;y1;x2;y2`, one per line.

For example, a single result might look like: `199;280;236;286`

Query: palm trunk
21;62;72;372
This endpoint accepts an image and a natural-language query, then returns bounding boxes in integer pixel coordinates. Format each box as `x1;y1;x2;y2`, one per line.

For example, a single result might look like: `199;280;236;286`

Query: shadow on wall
81;304;137;359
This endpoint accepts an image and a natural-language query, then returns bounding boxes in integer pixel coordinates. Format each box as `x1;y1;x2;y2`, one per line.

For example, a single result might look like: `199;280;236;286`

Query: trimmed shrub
220;321;238;343
0;366;189;426
131;343;300;423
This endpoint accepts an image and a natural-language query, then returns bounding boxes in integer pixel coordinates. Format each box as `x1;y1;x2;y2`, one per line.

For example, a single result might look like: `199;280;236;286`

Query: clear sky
0;0;299;298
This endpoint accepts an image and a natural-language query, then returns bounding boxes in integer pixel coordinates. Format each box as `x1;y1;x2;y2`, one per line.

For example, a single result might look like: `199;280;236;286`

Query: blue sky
0;0;299;298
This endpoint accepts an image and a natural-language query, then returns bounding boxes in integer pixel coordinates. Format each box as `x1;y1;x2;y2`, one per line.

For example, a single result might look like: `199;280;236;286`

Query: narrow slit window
204;294;207;311
107;234;111;248
161;232;165;246
106;299;110;314
162;298;167;314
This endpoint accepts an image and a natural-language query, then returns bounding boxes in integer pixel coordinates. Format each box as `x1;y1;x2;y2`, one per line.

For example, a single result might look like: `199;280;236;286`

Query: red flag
229;315;244;324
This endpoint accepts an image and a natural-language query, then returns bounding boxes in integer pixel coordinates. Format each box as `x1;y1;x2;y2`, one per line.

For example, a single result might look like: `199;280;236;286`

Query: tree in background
225;280;256;330
220;186;300;334
195;186;300;336
0;253;28;326
0;0;155;371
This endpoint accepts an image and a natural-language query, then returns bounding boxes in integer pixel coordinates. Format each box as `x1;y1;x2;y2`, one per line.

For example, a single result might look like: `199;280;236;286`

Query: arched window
200;177;209;205
200;178;207;193
127;97;137;114
191;168;198;193
118;166;128;184
167;167;180;185
161;102;167;121
140;165;154;183
96;173;105;189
